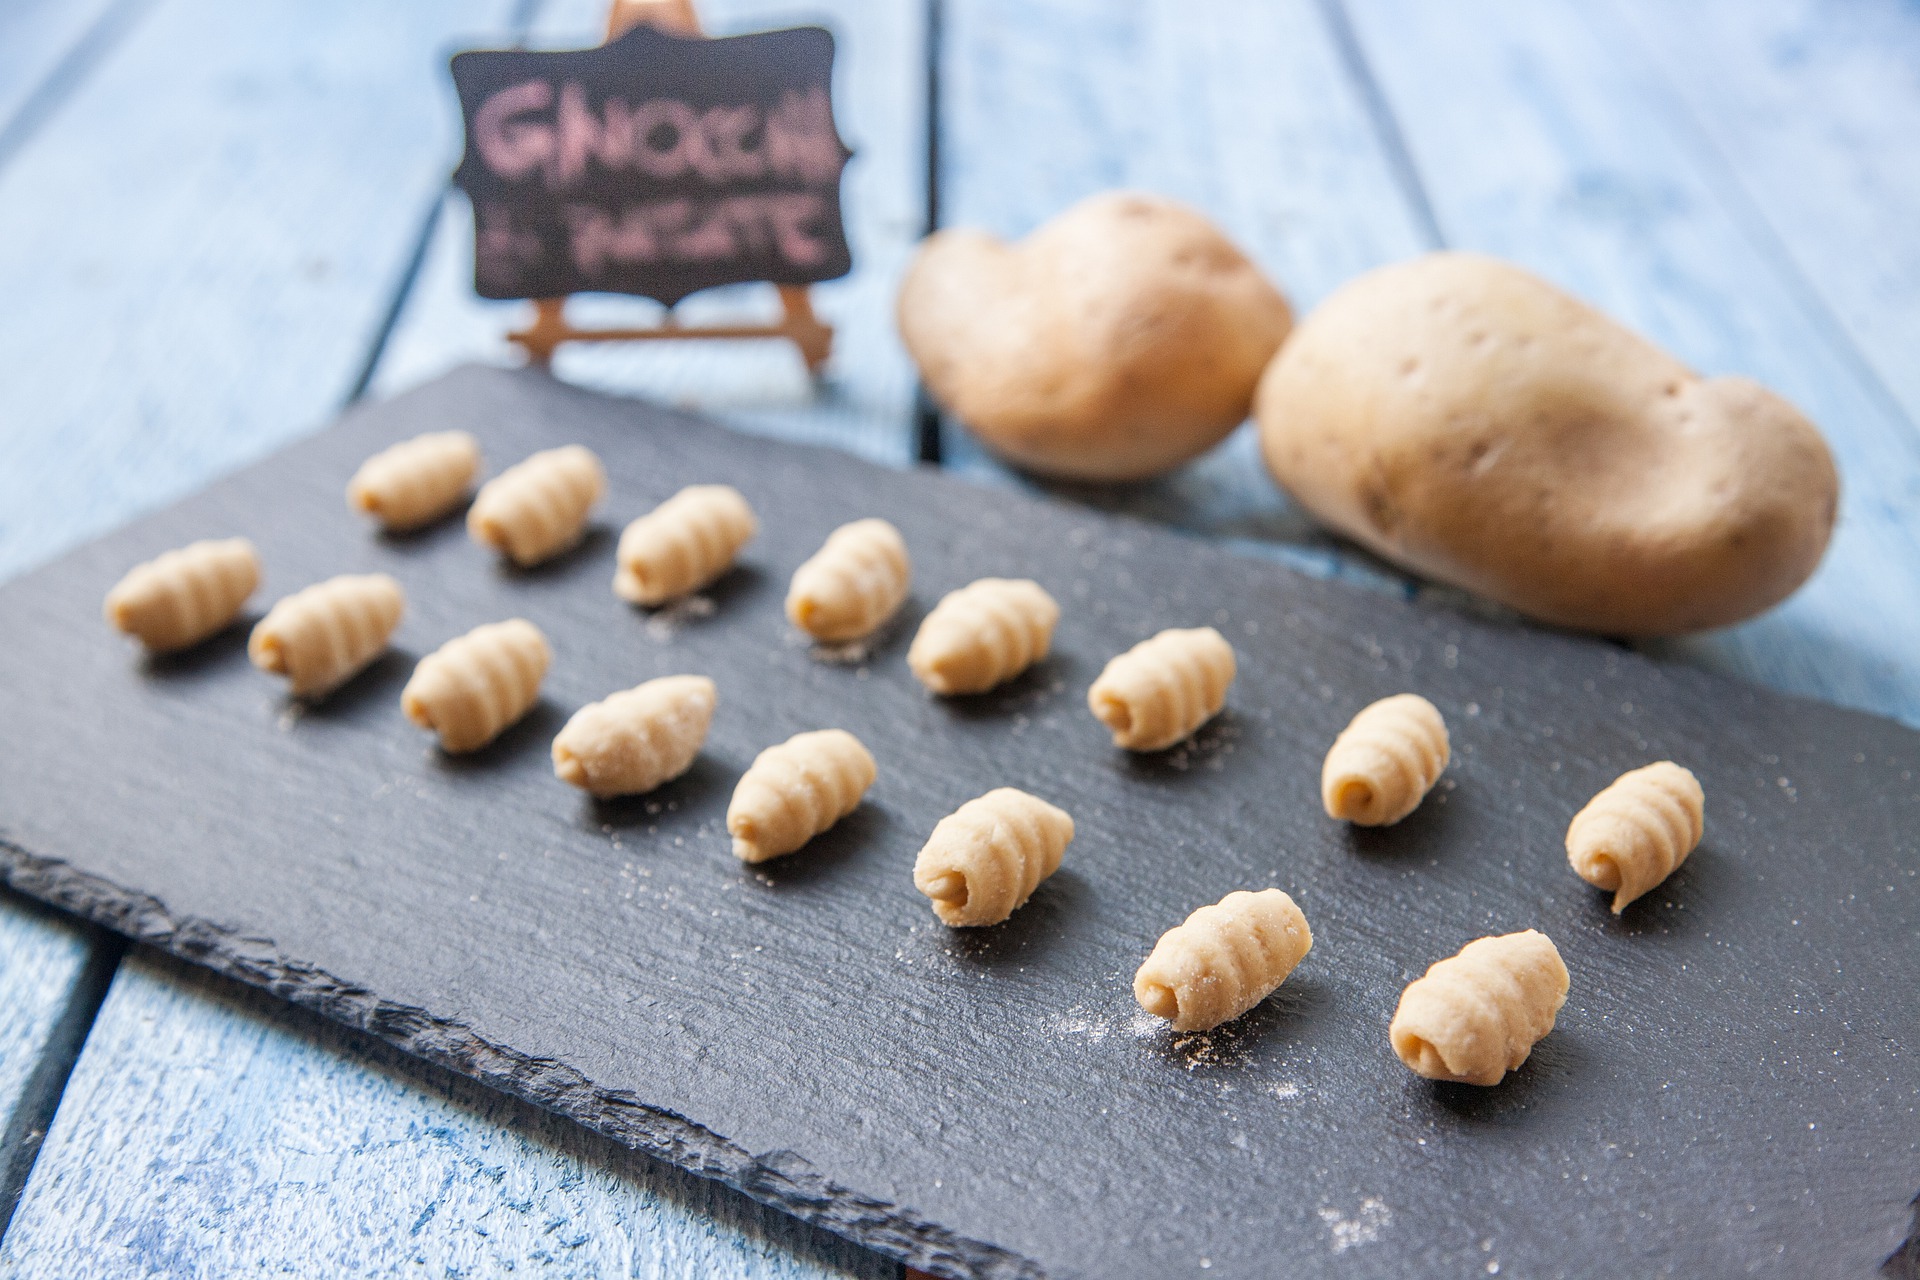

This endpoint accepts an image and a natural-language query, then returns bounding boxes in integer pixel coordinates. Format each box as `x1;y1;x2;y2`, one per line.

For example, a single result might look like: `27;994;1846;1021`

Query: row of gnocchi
102;429;1707;1087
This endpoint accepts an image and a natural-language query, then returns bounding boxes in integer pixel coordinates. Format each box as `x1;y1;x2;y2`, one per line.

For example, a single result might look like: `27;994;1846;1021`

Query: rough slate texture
0;366;1914;1279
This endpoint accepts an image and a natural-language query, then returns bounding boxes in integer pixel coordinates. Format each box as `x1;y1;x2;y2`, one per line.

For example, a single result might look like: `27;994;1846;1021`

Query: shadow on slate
0;365;1915;1279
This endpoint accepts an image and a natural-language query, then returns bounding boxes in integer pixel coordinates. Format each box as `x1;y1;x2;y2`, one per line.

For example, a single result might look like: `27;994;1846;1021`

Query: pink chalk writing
562;192;834;273
474;81;843;190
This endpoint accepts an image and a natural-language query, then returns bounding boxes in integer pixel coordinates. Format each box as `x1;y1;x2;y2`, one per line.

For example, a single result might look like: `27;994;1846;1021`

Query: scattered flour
1318;1198;1390;1253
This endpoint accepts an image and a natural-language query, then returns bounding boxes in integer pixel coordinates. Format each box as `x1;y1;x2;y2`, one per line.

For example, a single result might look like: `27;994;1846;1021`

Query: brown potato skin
1256;253;1839;636
898;192;1294;482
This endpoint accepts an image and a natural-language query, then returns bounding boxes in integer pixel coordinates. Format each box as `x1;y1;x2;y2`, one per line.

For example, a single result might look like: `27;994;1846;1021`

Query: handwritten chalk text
475;81;844;190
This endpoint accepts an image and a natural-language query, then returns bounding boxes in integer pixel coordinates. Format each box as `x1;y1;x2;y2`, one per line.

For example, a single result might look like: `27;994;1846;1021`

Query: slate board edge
0;837;1033;1280
8;365;1919;1278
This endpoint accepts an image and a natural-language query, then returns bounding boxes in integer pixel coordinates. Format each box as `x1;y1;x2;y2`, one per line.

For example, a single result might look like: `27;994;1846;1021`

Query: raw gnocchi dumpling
468;445;605;566
1565;761;1704;913
1087;626;1235;751
1321;694;1450;825
552;675;716;797
907;578;1059;695
785;518;910;642
727;729;875;863
1390;930;1568;1086
402;619;550;753
1134;889;1313;1032
614;484;757;606
248;573;404;698
913;787;1073;926
348;431;482;531
104;537;261;652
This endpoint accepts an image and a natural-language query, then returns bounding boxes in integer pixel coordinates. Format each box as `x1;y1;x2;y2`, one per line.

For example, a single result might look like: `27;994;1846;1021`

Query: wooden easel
505;0;836;374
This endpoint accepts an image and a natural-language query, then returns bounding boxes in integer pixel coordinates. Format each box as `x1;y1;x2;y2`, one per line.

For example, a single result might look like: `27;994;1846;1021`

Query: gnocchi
1389;930;1568;1086
104;537;260;652
1087;626;1235;751
1566;761;1704;913
913;787;1073;926
552;675;716;797
347;431;482;531
402;619;551;753
467;445;606;566
613;484;757;606
907;578;1059;695
785;518;910;642
727;729;875;863
1321;694;1450;825
248;573;404;698
1134;889;1313;1032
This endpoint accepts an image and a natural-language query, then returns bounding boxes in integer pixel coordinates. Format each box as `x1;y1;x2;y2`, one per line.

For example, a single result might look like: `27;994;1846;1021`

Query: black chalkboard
450;24;852;304
0;367;1915;1278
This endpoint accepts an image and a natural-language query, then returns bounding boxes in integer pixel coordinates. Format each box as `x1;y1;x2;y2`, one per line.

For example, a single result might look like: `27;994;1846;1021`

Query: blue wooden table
0;0;1915;1274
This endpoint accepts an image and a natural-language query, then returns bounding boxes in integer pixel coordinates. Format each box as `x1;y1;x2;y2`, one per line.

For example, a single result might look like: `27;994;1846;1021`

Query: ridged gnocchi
1321;694;1450;825
1134;889;1313;1032
727;729;875;863
913;788;1073;926
1390;930;1569;1086
613;484;757;606
467;445;605;567
402;619;551;753
1087;626;1235;751
785;518;910;642
907;578;1059;695
104;537;260;652
248;573;404;698
347;431;482;531
1566;761;1704;913
552;674;716;797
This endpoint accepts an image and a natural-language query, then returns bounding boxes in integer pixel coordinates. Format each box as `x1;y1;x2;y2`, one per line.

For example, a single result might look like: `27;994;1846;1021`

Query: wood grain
0;949;895;1279
0;0;518;583
1609;0;1920;437
1344;0;1920;725
373;0;925;469
1;365;1913;1277
0;0;126;158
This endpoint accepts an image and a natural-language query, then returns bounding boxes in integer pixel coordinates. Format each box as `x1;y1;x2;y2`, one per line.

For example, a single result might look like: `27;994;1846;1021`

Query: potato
1255;253;1839;635
897;192;1293;482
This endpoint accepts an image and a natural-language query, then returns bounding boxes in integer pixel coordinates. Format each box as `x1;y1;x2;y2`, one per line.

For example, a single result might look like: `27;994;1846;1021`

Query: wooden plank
1320;0;1920;726
0;950;895;1279
0;895;106;1236
2;365;1915;1277
0;0;124;156
1607;0;1920;441
0;0;521;583
932;0;1431;587
371;0;927;469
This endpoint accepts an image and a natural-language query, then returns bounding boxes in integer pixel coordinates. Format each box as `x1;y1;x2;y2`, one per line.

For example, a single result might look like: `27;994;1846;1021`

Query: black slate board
1;366;1915;1279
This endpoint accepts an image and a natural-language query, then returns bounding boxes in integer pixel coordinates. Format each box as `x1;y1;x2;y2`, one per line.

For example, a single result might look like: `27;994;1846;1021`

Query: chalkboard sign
451;24;853;305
